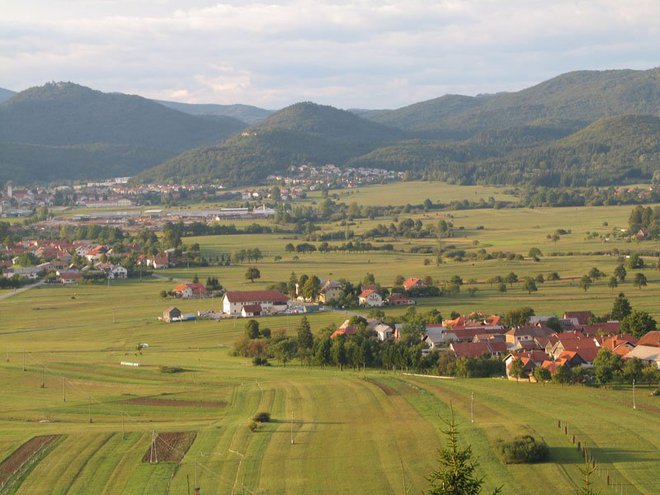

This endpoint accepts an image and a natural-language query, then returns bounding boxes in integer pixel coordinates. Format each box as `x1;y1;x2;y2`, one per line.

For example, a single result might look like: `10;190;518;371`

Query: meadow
0;278;658;494
0;182;658;493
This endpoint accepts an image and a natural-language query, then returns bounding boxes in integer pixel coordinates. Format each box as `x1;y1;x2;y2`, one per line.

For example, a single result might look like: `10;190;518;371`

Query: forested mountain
137;68;660;187
2;68;659;186
0;88;15;104
0;82;246;183
351;114;660;186
365;68;660;139
156;100;272;125
135;102;405;184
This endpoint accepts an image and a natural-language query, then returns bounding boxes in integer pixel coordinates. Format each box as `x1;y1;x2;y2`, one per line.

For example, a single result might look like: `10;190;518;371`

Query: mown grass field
0;278;658;494
1;183;658;493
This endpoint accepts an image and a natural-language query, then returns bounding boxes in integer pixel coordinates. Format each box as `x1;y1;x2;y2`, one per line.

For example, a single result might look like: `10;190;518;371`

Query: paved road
0;279;45;301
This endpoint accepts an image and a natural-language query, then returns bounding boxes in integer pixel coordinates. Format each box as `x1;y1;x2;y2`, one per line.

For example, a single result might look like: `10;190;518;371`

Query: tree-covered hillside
0;82;246;182
156;100;272;125
352;115;660;186
366;68;660;138
136;102;405;185
0;87;15;104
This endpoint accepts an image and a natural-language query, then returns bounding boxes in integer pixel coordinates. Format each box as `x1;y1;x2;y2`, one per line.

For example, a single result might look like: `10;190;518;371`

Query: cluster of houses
326;310;660;375
0;239;128;283
418;311;659;377
267;164;405;190
357;278;424;307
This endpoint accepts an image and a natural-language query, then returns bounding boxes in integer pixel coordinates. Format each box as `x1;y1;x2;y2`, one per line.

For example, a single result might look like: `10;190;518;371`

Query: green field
2;183;659;493
0;279;658;494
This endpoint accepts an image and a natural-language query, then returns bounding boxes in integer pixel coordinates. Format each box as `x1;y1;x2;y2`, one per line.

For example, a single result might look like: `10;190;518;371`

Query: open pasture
0;280;658;493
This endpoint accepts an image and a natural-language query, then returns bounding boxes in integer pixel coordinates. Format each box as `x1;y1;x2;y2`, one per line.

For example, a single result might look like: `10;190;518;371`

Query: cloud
0;0;658;108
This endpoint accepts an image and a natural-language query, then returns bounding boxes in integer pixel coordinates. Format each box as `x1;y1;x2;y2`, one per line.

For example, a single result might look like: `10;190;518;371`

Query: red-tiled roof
174;283;208;295
224;290;288;303
359;289;377;298
580;322;620;336
242;304;262;313
563;311;594;325
402;277;423;290
331;326;358;339
637;331;660;348
451;342;491;358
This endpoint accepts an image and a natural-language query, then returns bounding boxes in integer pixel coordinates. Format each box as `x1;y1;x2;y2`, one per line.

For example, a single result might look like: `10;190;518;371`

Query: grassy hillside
0;279;657;494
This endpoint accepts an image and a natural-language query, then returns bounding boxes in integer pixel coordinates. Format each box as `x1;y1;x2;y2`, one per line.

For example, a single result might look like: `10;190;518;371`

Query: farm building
222;290;289;316
163;307;182;323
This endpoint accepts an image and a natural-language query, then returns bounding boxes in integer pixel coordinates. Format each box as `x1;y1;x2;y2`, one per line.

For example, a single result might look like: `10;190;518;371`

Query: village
160;276;660;381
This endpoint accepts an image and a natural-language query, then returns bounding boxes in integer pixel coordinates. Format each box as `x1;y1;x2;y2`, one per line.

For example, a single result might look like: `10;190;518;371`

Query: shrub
159;366;185;373
248;420;259;432
253;411;271;423
496;435;549;464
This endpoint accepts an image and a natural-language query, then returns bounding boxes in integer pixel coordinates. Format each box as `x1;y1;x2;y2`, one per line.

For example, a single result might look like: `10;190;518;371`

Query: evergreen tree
296;316;314;364
427;406;501;495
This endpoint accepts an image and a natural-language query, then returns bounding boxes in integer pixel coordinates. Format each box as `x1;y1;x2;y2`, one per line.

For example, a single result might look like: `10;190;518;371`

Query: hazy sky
1;1;658;109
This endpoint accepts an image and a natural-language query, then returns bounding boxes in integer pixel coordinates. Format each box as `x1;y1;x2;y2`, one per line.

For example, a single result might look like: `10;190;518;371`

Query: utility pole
471;392;474;423
41;365;45;388
632;379;636;410
88;396;93;423
121;411;125;440
23;351;26;371
194;460;199;494
62;378;66;402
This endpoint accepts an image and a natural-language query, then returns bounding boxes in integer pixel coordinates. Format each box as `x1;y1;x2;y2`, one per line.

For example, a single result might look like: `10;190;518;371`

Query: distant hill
0;87;15;104
366;68;660;139
157;100;272;125
351;114;660;186
3;68;660;187
0;82;246;183
136;102;405;185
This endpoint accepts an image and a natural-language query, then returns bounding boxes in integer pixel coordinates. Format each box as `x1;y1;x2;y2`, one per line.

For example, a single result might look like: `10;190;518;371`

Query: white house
625;345;660;369
373;323;394;341
222;290;289;316
109;265;128;279
358;289;383;307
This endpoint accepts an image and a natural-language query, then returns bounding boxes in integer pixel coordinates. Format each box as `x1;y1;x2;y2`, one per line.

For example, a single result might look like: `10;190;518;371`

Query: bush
496;435;549;464
248;420;259;432
253;411;271;423
159;366;185;373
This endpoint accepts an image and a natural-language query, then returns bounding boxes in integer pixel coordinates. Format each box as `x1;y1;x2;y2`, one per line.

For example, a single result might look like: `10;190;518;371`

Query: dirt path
0;279;45;301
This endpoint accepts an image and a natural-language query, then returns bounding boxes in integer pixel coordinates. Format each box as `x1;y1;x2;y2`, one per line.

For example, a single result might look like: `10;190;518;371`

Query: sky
1;0;658;109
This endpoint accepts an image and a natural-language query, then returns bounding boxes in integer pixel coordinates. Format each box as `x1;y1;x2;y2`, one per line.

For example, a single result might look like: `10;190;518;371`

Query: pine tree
427;406;501;495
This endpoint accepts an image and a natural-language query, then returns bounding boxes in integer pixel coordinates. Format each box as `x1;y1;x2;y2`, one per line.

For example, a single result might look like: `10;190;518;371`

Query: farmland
0;181;659;494
0;277;658;494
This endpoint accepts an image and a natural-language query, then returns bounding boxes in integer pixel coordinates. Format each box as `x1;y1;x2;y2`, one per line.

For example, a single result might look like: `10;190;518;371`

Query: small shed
163;306;182;323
